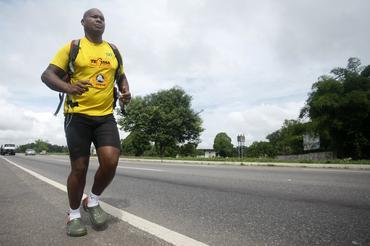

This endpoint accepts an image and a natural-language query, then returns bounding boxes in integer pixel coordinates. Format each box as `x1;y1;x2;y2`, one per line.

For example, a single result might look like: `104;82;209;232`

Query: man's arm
119;73;131;103
41;64;69;92
41;64;92;95
108;42;131;103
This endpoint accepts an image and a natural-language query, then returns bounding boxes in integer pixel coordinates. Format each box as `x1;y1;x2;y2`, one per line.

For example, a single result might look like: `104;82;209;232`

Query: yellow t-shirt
50;37;124;116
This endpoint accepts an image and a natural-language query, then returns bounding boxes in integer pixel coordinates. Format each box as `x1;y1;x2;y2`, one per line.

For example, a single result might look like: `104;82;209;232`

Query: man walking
41;8;131;237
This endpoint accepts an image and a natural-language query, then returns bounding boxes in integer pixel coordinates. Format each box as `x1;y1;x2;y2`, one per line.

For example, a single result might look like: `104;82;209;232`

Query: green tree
178;143;197;157
118;86;203;157
361;65;370;78
17;140;67;153
34;139;49;153
48;144;68;153
300;58;370;159
246;141;276;158
17;143;36;153
266;120;308;155
121;132;151;156
213;132;233;157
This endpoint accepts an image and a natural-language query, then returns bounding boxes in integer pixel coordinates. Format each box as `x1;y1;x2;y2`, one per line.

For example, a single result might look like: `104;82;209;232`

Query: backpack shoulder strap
54;39;80;116
107;42;123;85
107;42;122;65
107;42;126;115
68;39;80;75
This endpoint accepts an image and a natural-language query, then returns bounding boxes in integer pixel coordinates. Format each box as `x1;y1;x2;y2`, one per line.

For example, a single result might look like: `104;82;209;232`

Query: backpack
54;39;124;116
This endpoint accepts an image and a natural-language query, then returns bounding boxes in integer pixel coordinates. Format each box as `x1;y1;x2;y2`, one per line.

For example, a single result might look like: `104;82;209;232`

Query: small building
197;149;216;158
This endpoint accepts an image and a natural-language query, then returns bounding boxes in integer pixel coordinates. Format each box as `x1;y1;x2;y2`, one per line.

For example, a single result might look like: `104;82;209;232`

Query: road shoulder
0;158;171;246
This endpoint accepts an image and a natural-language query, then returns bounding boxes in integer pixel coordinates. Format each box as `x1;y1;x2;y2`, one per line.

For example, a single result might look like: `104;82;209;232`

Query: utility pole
237;134;245;160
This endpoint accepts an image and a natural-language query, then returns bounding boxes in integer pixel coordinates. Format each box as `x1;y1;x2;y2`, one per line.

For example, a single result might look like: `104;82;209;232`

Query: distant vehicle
1;144;16;155
25;149;36;156
39;150;47;155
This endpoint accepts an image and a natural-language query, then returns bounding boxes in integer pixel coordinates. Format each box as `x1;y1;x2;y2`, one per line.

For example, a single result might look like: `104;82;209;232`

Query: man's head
81;8;105;37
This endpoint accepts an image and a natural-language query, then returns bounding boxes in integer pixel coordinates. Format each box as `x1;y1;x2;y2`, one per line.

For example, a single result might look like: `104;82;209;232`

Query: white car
1;144;16;155
25;149;36;156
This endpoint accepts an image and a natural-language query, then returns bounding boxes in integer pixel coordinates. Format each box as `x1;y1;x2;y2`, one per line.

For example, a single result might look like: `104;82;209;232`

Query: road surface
1;155;370;245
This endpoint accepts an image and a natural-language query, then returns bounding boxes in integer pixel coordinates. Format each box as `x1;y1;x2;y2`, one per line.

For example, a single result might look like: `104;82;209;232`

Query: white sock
88;191;99;207
68;208;81;220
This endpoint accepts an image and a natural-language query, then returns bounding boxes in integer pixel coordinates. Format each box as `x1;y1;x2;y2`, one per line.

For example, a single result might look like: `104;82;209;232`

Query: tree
121;132;151;156
178;143;197;157
266;120;308;155
300;58;370;159
361;65;370;78
34;139;49;153
17;140;67;153
118;87;203;157
213;132;233;157
246;141;276;158
48;144;68;153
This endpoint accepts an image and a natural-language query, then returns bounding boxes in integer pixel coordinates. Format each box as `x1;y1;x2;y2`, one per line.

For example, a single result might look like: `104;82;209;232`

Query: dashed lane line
1;156;208;246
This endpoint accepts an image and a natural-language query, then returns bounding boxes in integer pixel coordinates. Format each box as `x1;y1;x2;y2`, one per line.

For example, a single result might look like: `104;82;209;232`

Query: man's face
82;9;105;35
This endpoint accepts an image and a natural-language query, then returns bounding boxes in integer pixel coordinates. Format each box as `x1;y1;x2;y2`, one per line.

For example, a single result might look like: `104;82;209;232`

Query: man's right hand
66;81;93;95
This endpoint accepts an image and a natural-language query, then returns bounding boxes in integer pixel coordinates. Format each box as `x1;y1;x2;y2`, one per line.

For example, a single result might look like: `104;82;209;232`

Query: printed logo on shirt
96;74;105;83
90;73;109;89
89;57;112;68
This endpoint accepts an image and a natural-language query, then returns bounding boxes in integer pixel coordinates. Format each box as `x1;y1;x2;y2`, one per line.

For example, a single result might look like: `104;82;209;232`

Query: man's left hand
119;90;131;104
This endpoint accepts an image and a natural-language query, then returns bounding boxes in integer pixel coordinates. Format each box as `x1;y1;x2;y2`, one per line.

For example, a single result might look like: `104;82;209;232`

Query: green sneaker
66;218;87;237
83;197;108;228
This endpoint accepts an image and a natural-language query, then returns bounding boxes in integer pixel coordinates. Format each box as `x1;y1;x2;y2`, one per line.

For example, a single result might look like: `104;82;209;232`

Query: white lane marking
2;157;67;192
1;157;208;246
118;166;164;172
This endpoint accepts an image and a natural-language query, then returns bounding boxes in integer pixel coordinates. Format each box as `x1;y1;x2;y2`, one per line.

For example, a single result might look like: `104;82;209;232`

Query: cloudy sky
0;0;369;148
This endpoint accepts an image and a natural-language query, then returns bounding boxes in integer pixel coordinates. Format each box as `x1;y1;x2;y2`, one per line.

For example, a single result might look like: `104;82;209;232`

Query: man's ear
81;19;84;26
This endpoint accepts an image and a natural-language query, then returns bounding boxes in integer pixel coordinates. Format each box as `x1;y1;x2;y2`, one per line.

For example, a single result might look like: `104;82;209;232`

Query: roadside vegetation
118;57;370;161
17;139;68;154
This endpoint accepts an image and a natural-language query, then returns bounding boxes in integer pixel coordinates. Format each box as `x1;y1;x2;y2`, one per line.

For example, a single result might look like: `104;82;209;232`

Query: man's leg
91;146;120;195
90;114;121;196
82;146;119;228
64;113;92;236
67;156;90;209
82;114;121;228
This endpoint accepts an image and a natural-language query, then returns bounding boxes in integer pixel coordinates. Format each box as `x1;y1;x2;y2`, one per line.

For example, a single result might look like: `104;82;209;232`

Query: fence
276;152;335;161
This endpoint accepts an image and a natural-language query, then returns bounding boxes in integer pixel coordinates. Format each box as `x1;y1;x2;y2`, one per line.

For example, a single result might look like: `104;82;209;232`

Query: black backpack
54;39;124;115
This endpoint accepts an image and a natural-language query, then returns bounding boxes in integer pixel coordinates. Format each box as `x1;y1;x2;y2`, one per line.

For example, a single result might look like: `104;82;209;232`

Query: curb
119;158;370;170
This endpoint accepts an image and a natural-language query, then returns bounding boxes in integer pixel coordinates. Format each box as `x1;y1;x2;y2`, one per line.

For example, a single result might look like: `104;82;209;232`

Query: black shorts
64;113;121;159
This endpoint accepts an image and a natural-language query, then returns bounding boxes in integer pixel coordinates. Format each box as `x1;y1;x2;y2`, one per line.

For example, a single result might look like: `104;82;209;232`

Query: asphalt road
1;155;370;246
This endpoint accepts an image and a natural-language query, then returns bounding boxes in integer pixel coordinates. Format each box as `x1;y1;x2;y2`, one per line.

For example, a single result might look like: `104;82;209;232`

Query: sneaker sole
67;230;87;237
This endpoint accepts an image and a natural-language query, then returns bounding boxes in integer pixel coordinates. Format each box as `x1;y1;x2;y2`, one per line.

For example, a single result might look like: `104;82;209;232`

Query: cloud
198;100;304;148
0;85;65;145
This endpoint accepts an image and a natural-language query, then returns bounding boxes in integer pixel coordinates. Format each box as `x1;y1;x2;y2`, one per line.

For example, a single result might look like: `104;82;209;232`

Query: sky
0;0;369;148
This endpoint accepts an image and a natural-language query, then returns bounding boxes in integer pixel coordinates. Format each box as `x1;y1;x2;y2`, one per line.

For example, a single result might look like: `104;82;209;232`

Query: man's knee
70;157;89;177
100;159;118;174
71;166;88;177
97;146;120;168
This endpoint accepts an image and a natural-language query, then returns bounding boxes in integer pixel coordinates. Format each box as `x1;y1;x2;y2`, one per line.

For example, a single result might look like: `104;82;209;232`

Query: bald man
41;8;131;237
